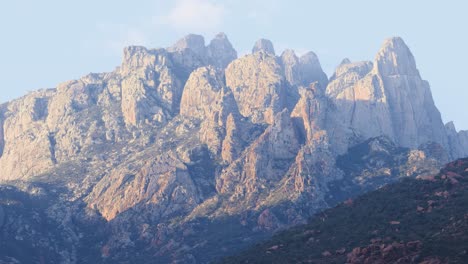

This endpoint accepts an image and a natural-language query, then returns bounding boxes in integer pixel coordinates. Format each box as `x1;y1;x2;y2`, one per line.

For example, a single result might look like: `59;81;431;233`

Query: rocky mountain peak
280;49;328;88
339;58;352;65
280;49;299;85
213;32;227;39
180;66;228;119
299;51;320;65
225;50;285;124
121;46;168;74
252;38;275;55
445;121;468;159
374;36;419;76
298;51;328;88
329;60;373;83
280;49;297;61
207;32;238;69
326;36;450;154
168;34;206;56
445;121;457;132
122;45;148;61
1;34;467;264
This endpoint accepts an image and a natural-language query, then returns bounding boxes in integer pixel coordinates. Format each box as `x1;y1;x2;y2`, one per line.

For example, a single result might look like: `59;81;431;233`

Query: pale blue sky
0;0;467;130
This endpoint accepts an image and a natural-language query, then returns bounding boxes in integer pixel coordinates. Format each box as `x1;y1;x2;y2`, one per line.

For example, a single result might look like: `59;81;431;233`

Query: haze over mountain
0;33;467;263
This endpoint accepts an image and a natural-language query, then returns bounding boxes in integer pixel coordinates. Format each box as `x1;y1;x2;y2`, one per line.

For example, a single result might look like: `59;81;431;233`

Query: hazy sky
0;0;467;130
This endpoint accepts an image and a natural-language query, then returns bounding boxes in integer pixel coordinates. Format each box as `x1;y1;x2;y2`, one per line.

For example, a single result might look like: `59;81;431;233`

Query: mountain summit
374;36;419;76
0;34;467;263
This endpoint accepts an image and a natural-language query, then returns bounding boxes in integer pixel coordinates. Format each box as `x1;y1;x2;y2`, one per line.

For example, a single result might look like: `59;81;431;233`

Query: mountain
327;37;449;152
0;33;467;263
222;158;468;264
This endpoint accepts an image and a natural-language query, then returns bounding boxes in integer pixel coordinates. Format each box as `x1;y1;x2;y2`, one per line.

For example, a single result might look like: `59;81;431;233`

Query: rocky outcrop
281;50;328;89
221;113;244;163
291;83;329;144
263;131;341;216
257;209;281;231
225;51;286;124
0;34;466;263
346;240;423;264
180;66;244;155
216;109;300;209
445;122;468;159
46;76;109;159
121;33;237;123
0;33;239;181
327;60;373;97
180;66;229;119
459;131;468;157
0;91;57;181
374;37;419;76
373;37;447;149
120;46;182;121
168;33;237;72
327;37;448;153
168;34;207;59
87;152;200;221
252;39;275;55
207;33;238;69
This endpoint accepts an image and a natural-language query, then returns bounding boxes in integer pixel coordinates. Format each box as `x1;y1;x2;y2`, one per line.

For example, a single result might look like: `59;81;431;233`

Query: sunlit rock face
326;37;449;154
0;34;466;263
225;50;286;124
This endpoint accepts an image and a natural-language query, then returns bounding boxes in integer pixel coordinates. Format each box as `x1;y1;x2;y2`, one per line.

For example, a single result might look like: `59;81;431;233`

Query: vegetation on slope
222;158;468;263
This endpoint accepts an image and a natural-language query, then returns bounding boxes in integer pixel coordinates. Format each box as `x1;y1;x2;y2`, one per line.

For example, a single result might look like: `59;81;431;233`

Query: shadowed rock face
252;38;275;55
281;50;329;89
168;34;207;58
0;34;466;263
207;33;238;69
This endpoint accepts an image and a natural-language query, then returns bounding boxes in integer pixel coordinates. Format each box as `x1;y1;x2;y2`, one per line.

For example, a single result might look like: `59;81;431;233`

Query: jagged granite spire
374;37;419;76
207;32;238;69
226;47;284;124
168;34;206;56
280;49;328;88
326;36;448;154
339;58;351;65
445;121;468;158
252;38;275;55
299;51;329;89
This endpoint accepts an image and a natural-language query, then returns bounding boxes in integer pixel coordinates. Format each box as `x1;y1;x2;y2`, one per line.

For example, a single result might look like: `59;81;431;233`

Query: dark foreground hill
222;158;468;264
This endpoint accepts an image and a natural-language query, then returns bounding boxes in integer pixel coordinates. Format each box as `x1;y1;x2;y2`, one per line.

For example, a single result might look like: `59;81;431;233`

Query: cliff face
0;34;466;263
327;37;451;155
